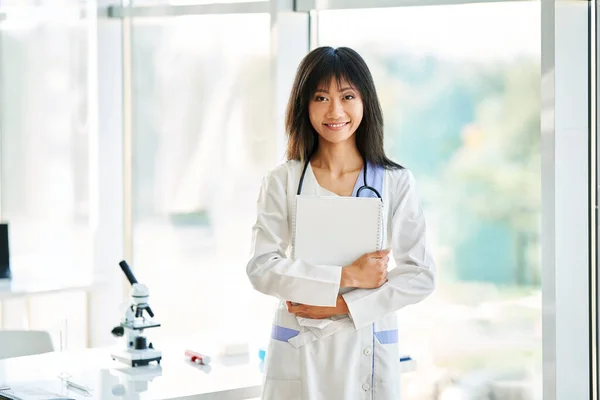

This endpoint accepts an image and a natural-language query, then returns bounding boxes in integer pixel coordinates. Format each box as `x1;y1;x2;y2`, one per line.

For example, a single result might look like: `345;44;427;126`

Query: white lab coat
247;160;436;400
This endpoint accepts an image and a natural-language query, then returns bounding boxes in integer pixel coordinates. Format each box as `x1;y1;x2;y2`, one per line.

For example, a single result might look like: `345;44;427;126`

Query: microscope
110;260;162;367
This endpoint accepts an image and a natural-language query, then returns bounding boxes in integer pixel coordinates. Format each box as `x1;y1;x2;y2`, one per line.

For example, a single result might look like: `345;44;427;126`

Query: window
0;6;92;281
130;13;276;346
0;2;94;348
318;2;541;398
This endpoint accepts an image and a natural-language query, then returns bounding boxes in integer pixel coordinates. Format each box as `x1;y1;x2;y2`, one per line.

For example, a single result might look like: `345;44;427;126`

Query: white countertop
0;331;415;400
0;344;263;400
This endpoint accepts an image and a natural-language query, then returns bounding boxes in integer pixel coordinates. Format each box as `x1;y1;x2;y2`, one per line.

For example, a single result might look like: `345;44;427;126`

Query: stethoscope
297;157;382;200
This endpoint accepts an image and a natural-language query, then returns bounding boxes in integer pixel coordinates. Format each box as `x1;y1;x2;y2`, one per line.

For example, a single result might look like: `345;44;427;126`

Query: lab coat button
362;383;370;391
363;347;372;355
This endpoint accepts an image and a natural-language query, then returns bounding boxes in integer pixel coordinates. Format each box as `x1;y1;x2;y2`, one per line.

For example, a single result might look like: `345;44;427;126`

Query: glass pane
318;2;541;398
0;9;93;280
131;13;275;347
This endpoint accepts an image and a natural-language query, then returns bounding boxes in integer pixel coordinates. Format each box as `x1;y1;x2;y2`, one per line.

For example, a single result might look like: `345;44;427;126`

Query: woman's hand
341;249;390;289
286;296;349;319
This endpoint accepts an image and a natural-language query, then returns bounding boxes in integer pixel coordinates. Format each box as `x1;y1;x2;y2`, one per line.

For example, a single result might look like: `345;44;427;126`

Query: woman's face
308;77;364;145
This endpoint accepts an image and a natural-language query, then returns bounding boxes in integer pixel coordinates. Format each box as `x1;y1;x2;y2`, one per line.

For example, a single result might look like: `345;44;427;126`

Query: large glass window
0;2;95;348
131;13;276;346
0;5;93;281
318;2;541;398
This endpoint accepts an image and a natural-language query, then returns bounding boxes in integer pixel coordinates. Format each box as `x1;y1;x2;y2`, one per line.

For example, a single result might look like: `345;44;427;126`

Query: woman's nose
326;99;345;118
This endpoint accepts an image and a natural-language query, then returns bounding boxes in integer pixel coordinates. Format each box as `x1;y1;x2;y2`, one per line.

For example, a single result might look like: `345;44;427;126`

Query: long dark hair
285;46;402;169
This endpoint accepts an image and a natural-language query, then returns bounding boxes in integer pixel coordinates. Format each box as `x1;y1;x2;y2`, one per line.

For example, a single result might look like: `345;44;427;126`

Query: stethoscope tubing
297;157;382;200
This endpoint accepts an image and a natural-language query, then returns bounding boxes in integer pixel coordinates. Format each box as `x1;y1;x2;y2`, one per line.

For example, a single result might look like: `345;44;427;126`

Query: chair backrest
0;330;54;359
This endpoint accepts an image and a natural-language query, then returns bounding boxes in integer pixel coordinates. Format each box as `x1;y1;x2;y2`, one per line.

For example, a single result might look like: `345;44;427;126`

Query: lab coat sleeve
342;170;436;330
246;170;342;307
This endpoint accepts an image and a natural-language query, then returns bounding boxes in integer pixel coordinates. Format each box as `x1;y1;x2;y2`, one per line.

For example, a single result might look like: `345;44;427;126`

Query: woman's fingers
287;301;306;315
286;301;296;313
286;303;316;318
370;248;391;258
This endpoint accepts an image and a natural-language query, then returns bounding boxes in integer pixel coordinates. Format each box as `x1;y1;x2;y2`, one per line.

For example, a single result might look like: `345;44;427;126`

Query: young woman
246;46;436;400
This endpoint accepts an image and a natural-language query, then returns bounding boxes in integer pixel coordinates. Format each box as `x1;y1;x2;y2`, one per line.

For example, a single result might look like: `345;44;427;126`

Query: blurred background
0;0;542;399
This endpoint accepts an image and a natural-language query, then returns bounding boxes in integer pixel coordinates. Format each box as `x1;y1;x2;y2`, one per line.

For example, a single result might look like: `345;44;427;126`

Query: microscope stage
121;321;161;331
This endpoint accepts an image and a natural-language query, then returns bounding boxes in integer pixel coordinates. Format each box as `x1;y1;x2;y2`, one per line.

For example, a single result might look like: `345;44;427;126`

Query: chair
0;330;54;359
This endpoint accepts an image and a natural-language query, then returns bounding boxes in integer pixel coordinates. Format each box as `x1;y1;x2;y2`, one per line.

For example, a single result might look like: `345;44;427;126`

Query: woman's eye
315;96;327;101
344;95;355;100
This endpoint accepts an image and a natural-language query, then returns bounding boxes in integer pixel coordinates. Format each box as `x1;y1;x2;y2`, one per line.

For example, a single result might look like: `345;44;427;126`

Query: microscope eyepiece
119;260;138;285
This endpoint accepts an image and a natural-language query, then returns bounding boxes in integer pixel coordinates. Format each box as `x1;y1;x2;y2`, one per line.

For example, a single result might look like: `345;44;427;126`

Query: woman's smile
323;122;350;131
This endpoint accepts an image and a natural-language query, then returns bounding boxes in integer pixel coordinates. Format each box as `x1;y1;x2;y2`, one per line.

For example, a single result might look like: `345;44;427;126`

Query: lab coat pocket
373;316;400;398
264;303;304;380
264;337;302;380
262;378;302;400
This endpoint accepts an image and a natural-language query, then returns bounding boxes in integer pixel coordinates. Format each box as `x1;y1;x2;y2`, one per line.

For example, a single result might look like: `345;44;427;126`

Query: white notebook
292;196;383;268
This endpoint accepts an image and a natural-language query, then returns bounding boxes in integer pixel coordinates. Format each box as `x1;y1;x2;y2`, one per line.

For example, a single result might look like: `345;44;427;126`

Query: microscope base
111;348;162;367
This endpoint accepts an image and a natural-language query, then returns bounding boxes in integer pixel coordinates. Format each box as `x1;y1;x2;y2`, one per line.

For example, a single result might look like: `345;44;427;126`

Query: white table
0;344;416;400
0;345;264;400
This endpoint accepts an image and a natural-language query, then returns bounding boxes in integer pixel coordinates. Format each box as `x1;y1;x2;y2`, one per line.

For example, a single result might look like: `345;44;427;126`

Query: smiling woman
247;46;435;400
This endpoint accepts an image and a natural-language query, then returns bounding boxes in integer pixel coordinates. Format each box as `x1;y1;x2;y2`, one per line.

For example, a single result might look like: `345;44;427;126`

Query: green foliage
447;59;541;235
359;48;541;284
